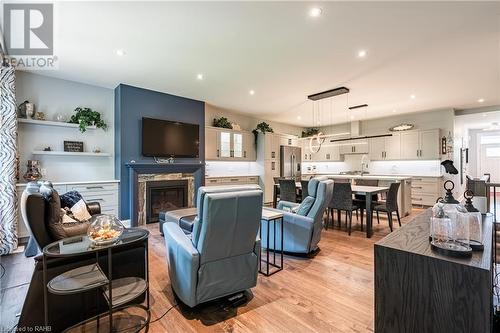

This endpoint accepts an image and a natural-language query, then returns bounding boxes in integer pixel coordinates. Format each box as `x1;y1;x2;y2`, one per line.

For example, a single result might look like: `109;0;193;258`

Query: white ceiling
22;1;500;126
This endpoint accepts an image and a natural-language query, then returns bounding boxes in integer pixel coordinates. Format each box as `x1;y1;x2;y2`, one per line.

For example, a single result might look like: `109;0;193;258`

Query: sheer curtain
0;63;18;255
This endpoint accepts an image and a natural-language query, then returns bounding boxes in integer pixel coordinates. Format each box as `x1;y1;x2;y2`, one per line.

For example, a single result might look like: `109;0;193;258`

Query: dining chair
353;179;379;227
326;182;358;235
301;180;310;198
278;179;297;203
371;182;401;232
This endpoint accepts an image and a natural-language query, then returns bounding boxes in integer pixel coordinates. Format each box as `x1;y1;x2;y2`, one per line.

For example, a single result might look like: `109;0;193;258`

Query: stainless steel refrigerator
280;145;302;181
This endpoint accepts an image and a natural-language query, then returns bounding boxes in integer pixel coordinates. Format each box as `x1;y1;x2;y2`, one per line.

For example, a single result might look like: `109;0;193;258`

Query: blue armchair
163;186;263;307
262;177;333;254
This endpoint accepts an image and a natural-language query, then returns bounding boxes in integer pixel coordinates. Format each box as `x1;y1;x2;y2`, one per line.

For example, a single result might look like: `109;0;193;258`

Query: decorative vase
23;160;42;182
87;215;124;246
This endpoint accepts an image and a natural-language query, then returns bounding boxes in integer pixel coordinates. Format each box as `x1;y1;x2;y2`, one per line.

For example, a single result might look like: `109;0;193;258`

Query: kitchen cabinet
339;139;369;155
321;144;340;161
401;129;440;160
206;176;260;187
369;134;401;160
242;132;256;160
205;126;256;161
205;127;220;160
419;130;440;159
411;176;442;206
385;134;401;159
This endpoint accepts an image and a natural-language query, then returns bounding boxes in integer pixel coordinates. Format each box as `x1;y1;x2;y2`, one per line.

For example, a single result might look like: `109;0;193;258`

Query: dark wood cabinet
375;209;494;333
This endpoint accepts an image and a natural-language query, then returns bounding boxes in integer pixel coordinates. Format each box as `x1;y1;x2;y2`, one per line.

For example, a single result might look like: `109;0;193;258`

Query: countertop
376;208;493;269
16;179;120;187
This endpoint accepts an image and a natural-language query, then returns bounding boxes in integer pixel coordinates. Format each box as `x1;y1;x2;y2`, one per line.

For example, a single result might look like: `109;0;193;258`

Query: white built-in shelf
18;118;96;130
32;151;111;157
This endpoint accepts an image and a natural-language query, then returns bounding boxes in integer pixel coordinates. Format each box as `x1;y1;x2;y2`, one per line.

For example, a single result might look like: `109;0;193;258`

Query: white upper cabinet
401;132;420;160
205;127;220;160
369;134;401;160
419;129;440;159
219;131;232;158
340;139;368;154
369;137;386;160
400;129;440;160
205;127;256;161
242;132;256;160
385;133;401;160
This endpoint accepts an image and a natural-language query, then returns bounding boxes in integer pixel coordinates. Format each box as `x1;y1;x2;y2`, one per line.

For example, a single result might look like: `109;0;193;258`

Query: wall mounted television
142;117;200;158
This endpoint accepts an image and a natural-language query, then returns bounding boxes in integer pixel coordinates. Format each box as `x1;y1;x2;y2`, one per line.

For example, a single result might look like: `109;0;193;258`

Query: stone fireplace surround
125;163;205;227
138;173;194;226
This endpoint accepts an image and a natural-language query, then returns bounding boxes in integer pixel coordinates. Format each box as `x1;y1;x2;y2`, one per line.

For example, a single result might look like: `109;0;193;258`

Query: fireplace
145;180;188;223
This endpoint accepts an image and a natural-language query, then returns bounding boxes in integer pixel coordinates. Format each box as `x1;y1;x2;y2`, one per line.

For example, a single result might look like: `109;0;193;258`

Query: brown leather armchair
18;189;146;332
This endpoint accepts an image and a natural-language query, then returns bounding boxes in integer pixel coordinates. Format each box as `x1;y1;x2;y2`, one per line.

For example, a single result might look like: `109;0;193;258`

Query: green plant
301;128;320;138
69;107;108;133
212;117;233;129
252;122;274;144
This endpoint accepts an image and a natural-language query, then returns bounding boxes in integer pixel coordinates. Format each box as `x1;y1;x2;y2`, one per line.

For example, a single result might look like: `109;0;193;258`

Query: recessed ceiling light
392;109;397;113
297;116;302;120
196;73;204;80
478;98;485;103
357;50;367;58
249;90;255;95
410;94;416;99
309;7;322;17
350;115;355;120
115;49;125;56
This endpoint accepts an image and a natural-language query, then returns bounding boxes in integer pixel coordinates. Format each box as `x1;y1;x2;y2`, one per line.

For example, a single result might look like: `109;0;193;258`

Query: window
486;147;500;157
480;136;500;145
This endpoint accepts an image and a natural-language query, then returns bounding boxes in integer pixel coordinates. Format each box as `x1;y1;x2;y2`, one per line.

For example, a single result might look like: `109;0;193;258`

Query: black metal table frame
42;233;150;332
259;216;284;276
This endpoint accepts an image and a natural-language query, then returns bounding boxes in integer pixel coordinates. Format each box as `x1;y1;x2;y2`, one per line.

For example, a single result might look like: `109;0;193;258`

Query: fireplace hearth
145;180;188;223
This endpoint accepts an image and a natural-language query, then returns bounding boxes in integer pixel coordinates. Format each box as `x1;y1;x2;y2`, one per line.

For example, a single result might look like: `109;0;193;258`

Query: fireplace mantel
126;162;205;226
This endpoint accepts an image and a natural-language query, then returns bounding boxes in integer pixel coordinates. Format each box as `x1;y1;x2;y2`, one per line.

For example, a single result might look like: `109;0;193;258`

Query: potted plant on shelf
68;107;108;132
252;122;274;144
212;117;233;129
301;128;320;138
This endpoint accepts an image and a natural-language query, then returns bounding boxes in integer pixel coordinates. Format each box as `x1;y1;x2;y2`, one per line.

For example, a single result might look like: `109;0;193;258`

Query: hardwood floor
1;208;424;333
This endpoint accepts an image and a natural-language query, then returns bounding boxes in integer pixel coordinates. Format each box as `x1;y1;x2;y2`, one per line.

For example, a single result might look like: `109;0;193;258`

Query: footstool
159;207;197;235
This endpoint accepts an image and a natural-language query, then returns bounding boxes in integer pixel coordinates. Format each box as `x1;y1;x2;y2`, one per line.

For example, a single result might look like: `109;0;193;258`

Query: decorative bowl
87;215;124;246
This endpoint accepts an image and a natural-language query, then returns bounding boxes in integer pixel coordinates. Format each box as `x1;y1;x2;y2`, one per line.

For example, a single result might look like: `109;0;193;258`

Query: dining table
273;182;389;238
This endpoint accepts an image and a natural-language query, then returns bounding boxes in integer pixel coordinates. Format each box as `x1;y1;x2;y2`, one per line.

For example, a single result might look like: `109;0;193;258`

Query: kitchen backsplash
206;161;259;177
303;157;443;177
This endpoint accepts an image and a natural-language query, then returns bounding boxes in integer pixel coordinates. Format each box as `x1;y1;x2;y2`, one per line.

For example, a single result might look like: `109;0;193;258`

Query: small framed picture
64;141;84;152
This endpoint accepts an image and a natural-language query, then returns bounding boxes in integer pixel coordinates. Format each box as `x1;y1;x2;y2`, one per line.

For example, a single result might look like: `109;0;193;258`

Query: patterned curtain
0;64;18;255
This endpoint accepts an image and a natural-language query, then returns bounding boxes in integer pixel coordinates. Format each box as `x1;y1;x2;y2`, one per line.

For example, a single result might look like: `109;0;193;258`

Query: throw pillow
296;196;315;216
60;191;84;209
70;199;92;221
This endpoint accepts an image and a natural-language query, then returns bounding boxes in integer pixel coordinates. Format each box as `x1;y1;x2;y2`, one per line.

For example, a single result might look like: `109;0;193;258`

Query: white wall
16;71;115;182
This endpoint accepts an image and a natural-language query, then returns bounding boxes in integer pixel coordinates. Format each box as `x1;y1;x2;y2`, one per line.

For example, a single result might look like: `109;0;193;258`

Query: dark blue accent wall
114;84;205;219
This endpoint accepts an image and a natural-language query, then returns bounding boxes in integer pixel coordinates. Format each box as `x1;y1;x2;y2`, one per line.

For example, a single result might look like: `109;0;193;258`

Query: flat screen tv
142;117;199;158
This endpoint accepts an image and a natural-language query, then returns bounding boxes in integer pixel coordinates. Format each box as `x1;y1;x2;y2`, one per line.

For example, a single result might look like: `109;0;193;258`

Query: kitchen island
302;174;412;216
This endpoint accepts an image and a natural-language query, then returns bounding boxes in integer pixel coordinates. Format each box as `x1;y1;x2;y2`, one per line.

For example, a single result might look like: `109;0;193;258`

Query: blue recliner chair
262;177;333;254
163;186;263;307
